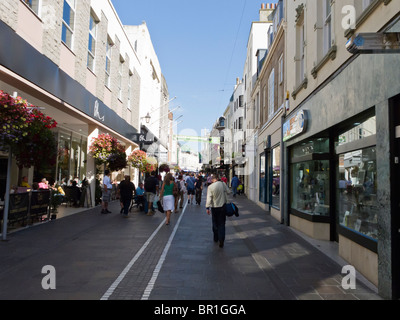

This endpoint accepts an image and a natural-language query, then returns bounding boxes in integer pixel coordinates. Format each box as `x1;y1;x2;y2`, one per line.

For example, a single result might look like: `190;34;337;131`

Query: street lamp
141;113;151;124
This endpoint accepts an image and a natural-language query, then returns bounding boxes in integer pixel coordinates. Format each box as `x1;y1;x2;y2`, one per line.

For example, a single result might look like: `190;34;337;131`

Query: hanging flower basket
142;158;157;174
159;163;170;173
128;150;147;170
89;133;127;172
0;90;58;170
128;150;158;173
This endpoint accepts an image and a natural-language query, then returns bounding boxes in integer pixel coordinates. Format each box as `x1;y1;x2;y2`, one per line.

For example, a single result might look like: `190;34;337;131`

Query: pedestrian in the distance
231;175;239;198
185;173;196;204
206;174;230;248
144;171;159;216
101;170;113;214
160;173;177;225
118;175;135;217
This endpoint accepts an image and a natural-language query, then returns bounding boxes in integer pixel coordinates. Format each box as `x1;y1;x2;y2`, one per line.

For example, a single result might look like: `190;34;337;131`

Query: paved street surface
0;189;381;300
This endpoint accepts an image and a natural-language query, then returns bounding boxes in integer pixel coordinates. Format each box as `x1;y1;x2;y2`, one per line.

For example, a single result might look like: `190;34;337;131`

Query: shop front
257;116;282;222
282;52;400;297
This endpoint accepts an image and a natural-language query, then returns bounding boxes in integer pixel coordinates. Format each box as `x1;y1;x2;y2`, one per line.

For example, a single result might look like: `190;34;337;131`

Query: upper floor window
323;0;332;56
118;58;124;100
105;37;112;88
127;71;133;110
268;69;275;119
22;0;40;15
62;0;76;50
87;12;98;72
279;53;284;85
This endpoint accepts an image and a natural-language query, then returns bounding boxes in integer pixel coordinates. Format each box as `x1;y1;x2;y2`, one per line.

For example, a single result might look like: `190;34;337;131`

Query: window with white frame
323;0;332;55
105;38;112;88
61;0;75;49
23;0;40;15
127;71;133;110
279;53;284;85
87;12;97;72
118;58;124;100
268;69;275;119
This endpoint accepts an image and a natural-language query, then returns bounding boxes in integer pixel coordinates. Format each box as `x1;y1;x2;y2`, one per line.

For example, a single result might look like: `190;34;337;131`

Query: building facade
0;0;169;206
255;0;285;222
209;0;400;299
283;0;400;299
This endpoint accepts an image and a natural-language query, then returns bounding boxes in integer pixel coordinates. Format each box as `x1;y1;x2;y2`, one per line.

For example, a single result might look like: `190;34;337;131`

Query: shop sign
283;110;308;142
94;100;105;122
132;133;154;145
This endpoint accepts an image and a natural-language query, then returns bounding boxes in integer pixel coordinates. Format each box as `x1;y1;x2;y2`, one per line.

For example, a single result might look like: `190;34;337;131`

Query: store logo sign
94;100;105;122
283;110;308;142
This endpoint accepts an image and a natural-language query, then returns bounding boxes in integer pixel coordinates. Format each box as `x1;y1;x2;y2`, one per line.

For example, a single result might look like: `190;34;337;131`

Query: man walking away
119;175;135;217
195;174;203;205
231;175;239;198
206;174;230;248
186;173;196;204
144;171;159;216
101;170;113;214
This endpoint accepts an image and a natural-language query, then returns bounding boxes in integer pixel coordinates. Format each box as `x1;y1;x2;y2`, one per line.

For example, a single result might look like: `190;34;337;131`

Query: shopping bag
225;202;239;217
157;199;164;213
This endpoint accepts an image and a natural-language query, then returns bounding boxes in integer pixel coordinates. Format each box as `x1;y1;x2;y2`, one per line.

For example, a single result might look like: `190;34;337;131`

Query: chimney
259;3;277;22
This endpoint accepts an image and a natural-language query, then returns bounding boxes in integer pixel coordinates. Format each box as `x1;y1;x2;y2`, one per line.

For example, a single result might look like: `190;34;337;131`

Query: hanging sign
283;110;308;142
174;135;220;145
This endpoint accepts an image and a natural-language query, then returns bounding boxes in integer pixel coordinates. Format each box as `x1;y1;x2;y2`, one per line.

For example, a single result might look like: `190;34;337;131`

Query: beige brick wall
0;0;143;132
0;0;18;31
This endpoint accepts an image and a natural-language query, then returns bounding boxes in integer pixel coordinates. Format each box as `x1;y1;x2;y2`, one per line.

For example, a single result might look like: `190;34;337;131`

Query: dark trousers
211;206;226;242
195;188;202;204
122;198;132;216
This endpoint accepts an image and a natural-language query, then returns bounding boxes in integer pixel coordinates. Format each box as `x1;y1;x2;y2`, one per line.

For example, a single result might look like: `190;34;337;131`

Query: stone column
376;99;392;299
87;125;99;208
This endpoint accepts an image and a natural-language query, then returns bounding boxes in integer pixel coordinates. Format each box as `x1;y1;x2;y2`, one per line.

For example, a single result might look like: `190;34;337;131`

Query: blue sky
113;0;277;150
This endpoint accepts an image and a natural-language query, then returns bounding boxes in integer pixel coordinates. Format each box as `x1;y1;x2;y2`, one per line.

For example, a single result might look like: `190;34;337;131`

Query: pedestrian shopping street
0;190;380;300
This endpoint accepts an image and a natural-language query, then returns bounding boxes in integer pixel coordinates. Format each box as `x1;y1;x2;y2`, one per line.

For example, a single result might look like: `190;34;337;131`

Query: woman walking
160;173;177;225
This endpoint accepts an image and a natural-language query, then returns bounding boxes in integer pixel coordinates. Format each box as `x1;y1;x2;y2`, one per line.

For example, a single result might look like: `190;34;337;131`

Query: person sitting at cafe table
70;180;81;207
20;176;31;188
38;178;49;189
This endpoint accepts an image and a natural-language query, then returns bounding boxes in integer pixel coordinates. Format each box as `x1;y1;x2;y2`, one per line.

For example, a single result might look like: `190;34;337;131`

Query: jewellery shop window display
337;116;378;242
290;138;330;217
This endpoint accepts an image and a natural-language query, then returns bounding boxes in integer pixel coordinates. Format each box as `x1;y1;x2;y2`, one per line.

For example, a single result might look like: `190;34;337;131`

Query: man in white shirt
206;174;230;248
102;170;113;214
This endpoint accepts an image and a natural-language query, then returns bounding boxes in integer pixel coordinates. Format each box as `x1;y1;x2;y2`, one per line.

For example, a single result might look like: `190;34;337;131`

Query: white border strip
141;202;188;300
100;217;166;300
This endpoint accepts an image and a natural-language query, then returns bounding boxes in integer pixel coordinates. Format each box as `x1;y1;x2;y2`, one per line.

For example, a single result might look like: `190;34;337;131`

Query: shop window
56;131;88;185
337;147;378;241
336;114;377;243
272;146;280;209
259;153;267;204
338;116;376;146
57;133;71;184
291;160;330;216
